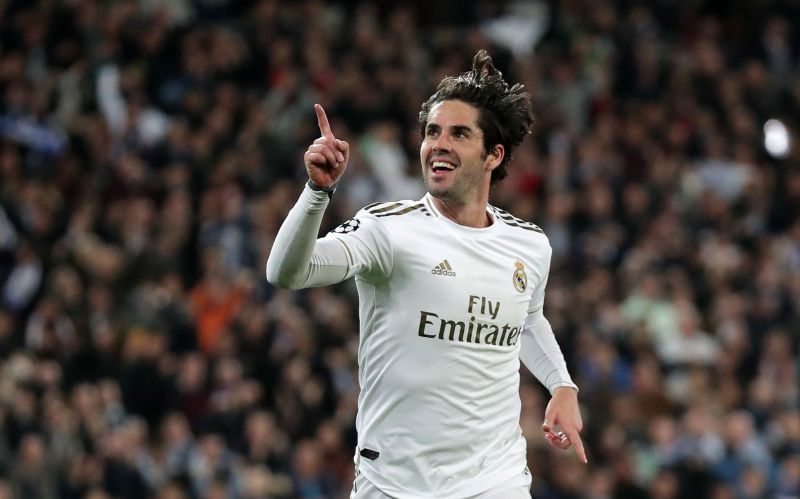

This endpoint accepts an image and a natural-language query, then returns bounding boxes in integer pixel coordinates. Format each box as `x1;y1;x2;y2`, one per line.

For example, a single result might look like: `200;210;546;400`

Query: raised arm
265;104;351;289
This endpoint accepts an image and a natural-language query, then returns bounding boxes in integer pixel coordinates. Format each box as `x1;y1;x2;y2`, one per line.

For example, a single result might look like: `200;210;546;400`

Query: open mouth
431;161;456;173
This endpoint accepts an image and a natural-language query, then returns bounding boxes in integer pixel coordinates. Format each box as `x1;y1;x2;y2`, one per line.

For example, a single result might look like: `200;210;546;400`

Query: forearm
266;184;349;289
520;313;578;395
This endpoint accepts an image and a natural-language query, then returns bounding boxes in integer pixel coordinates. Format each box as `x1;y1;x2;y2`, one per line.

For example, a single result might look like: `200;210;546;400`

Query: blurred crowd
0;0;799;498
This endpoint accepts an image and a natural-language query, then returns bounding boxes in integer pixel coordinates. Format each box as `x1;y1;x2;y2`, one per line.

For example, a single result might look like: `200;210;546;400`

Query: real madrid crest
513;260;527;293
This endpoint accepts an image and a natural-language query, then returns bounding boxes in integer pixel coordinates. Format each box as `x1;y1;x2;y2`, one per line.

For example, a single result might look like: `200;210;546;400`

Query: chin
427;186;458;201
424;180;448;197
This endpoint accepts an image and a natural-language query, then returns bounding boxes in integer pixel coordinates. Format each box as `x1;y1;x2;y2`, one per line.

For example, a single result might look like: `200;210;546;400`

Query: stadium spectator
0;0;798;497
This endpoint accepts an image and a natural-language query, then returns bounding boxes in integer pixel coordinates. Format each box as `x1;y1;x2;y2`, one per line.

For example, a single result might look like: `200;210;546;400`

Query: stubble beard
422;167;454;200
423;169;477;206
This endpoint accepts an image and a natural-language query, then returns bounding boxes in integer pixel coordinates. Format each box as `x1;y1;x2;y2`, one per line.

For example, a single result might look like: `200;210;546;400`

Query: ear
485;144;505;172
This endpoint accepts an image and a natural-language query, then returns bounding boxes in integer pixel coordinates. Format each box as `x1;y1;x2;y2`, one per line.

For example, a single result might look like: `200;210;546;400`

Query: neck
431;195;492;228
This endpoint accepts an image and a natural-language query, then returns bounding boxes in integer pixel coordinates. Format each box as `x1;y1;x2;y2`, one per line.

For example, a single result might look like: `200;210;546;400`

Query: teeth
432;161;455;170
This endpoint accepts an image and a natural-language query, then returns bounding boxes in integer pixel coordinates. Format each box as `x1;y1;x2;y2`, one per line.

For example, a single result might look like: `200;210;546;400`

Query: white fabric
95;64;170;145
351;463;532;499
360;131;425;200
96;65;126;137
267;185;575;497
265;187;352;288
520;311;578;395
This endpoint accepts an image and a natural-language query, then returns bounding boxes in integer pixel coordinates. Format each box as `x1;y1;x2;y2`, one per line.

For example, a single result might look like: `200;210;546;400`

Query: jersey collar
422;193;497;231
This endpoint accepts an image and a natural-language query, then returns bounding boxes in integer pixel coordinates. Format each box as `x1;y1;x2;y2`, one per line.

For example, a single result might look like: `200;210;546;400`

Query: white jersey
325;194;548;497
266;186;576;498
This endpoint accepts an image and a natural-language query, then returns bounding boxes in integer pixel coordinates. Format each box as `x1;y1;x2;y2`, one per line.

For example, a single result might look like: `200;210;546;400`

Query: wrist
553;385;579;397
307;179;337;198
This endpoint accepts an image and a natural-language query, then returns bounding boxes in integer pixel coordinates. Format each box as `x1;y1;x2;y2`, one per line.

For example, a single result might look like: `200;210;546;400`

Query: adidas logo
431;259;456;277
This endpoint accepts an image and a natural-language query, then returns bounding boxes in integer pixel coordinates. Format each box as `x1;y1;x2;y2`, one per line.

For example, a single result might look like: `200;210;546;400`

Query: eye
426;128;439;137
454;130;466;138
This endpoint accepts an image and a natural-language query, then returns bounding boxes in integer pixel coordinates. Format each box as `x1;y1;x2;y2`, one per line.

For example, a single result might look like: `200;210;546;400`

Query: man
267;50;585;498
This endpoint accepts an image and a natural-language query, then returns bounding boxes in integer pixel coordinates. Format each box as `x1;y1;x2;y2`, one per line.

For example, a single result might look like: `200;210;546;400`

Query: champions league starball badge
332;218;361;234
513;260;527;293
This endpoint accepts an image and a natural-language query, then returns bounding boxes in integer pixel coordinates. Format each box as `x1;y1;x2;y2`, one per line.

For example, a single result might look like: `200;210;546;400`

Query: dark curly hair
418;50;534;185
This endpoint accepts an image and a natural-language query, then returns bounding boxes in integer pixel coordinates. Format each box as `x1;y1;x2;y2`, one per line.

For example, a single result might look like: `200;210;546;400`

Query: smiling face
420;100;503;204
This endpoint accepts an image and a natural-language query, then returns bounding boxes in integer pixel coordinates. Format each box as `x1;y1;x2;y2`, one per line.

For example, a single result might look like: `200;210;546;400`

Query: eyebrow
451;125;473;136
425;123;475;135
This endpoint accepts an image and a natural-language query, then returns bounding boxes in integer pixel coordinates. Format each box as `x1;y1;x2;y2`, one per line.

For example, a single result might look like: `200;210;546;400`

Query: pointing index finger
315;103;335;140
564;427;588;464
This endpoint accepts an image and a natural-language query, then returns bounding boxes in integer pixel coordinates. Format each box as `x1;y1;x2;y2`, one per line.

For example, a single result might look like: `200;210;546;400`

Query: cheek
419;142;430;163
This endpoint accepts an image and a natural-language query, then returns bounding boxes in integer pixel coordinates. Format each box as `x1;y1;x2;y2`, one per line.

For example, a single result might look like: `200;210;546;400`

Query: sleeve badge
331;218;361;234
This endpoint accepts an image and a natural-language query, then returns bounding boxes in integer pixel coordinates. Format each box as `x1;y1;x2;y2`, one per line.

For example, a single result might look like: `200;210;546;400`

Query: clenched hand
304;104;350;189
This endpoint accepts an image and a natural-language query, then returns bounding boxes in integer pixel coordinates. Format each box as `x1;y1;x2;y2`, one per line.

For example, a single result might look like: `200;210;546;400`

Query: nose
431;133;452;153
